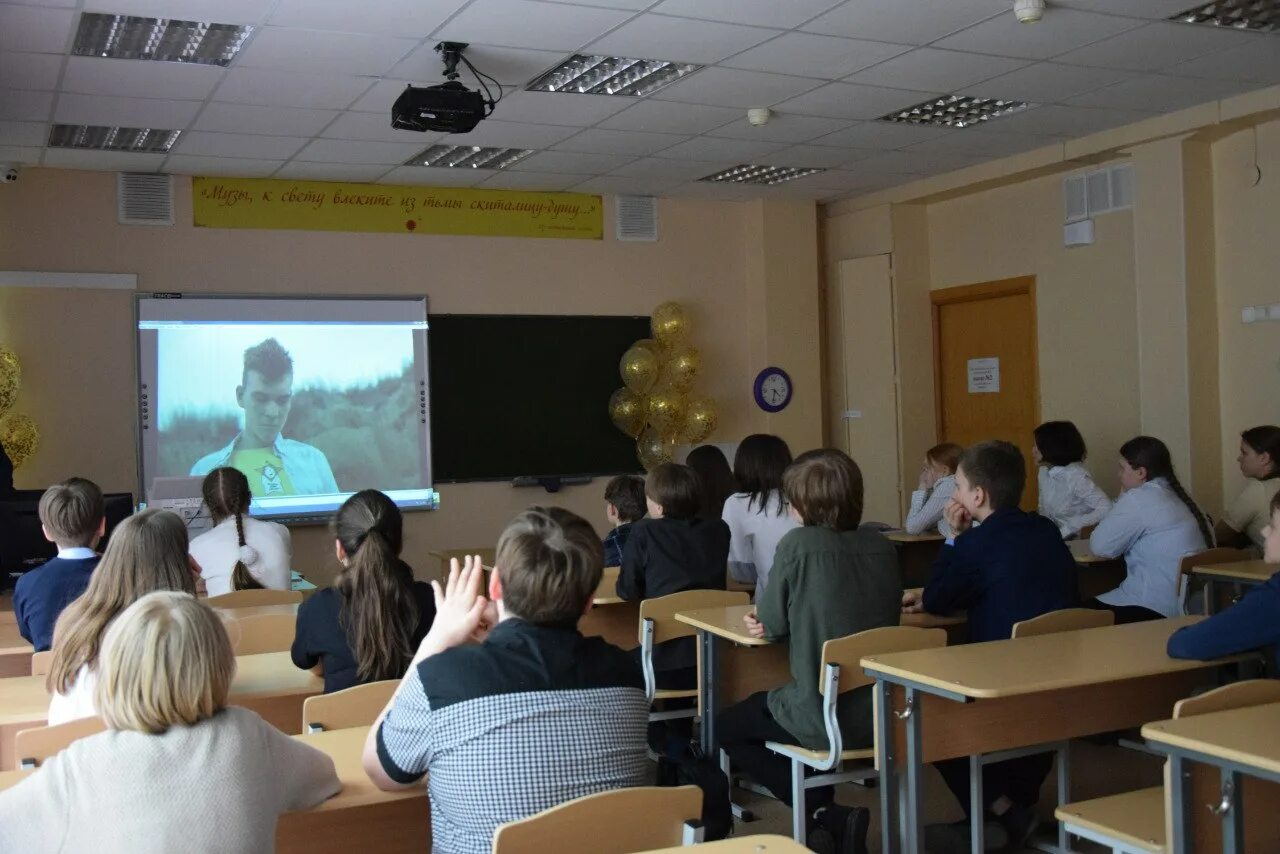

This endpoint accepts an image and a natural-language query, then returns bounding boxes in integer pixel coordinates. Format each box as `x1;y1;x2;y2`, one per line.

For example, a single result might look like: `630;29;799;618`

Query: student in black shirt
291;490;435;693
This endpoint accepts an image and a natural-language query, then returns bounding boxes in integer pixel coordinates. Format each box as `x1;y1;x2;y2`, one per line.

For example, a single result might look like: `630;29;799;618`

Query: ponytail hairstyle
201;468;263;591
1241;426;1280;480
332;490;419;682
1119;436;1213;548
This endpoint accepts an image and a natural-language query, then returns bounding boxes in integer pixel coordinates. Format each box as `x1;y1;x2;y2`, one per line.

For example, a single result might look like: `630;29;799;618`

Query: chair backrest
432;549;496;583
1176;547;1254;595
16;717;107;768
206;589;303;609
227;613;296;655
491;786;703;854
302;680;398;733
638;589;751;645
30;650;52;676
1011;608;1114;639
1172;679;1280;719
821;625;948;696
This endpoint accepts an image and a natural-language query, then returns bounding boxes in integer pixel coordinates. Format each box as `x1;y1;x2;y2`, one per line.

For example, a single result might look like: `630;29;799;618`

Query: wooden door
932;277;1040;509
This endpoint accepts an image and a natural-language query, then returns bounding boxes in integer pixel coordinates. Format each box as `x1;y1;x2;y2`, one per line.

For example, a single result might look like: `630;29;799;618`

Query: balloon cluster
608;302;718;471
0;345;40;467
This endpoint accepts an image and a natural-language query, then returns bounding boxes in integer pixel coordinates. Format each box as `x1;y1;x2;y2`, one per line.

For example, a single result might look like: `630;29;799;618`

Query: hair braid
1165;473;1213;549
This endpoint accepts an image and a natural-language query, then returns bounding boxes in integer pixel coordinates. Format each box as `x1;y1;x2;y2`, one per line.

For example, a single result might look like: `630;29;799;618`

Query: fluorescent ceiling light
880;94;1031;129
406;145;534;169
699;164;824;186
73;12;254;66
528;55;702;97
48;124;181;153
1171;0;1278;32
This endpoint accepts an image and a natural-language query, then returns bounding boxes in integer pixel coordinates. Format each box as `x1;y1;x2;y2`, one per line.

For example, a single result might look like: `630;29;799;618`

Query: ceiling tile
1055;21;1258;71
586;14;779;65
61;57;225;101
298;138;427;165
663;181;762;200
194;102;339;136
480;170;595;190
272;162;393;182
1065;73;1256;112
598;100;741;134
163;154;284;177
0;4;74;54
803;0;1008;45
435;119;579;148
755;144;876;168
905;128;1063;157
41;148;167;171
652;67;821;108
552;128;688;156
934;8;1144;60
234;27;419;76
809;121;955;149
214;68;375;109
570;175;684;195
540;0;654;8
388;43;566;87
656;136;788;162
54;93;201;128
510;150;634;173
1055;0;1195;17
175;131;310;158
435;0;634;51
84;1;275;24
772;82;938;121
322;111;442;144
964;62;1139;103
267;0;468;36
844;48;1030;92
991;103;1154;136
611;157;735;181
853;148;985;175
0;120;46;147
485;91;632;127
654;0;843;29
0;89;54;122
351;79;422;113
1169;39;1280;83
378;165;496;186
0;52;62;91
721;32;911;79
0;145;41;165
706;114;852;144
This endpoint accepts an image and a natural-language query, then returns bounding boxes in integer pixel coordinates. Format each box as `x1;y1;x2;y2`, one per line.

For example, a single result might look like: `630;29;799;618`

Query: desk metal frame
1157;743;1280;854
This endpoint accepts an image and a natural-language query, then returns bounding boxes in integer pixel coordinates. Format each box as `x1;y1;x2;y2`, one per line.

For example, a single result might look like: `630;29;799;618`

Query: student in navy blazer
903;441;1077;850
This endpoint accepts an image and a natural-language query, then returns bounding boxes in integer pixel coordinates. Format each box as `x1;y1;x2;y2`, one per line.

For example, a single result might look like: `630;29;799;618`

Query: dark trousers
1085;597;1164;624
936;752;1054;818
717;691;833;810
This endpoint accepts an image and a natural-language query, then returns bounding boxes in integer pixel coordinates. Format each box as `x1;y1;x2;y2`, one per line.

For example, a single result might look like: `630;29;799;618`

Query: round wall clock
753;366;793;413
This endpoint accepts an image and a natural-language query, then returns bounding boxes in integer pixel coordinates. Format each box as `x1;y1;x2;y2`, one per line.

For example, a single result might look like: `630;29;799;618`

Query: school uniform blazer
1167;568;1280;662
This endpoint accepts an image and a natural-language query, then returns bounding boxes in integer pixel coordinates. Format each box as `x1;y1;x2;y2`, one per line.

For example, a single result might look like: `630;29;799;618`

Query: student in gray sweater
0;591;341;854
717;448;901;854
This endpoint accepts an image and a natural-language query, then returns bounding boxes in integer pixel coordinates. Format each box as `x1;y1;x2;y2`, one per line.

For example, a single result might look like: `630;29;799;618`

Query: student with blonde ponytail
189;467;291;596
291;490;435;693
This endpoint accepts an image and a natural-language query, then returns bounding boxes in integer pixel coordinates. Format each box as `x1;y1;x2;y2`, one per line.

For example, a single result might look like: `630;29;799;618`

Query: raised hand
418;555;490;661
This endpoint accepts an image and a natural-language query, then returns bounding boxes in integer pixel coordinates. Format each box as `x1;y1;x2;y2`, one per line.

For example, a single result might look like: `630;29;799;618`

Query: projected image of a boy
190;338;339;496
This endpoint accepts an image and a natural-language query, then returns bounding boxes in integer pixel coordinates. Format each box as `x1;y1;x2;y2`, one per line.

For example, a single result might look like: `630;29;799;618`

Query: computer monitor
0;491;134;582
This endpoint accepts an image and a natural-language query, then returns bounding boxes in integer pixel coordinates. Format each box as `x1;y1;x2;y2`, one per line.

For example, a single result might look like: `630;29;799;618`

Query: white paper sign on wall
967;357;1000;394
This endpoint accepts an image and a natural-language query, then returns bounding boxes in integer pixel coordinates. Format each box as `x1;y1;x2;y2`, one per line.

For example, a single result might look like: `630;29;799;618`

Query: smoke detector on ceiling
747;108;772;127
1015;0;1046;23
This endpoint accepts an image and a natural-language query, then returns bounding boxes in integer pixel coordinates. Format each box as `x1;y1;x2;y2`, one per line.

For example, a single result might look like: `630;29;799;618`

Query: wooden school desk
886;531;945;588
1143;702;1280;854
1069;538;1127;600
216;602;300;621
0;623;33;679
580;566;638;650
638;834;810;853
1191;560;1275;615
862;617;1247;854
0;651;322;770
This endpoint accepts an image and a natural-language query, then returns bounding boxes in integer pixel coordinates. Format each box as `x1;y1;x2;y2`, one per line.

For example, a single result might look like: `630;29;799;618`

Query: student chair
16;717;106;769
491;785;704;854
29;650;52;676
206;589;303;609
227;613;296;655
764;626;947;846
637;590;750;721
1176;547;1254;613
303;680;398;733
1011;608;1114;638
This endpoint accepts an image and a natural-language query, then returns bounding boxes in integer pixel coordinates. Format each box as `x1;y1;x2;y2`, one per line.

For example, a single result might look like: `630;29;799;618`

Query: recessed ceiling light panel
73;12;254;66
406;145;534;170
880;94;1031;129
699;164;824;186
48;124;181;153
1172;0;1278;32
528;55;702;97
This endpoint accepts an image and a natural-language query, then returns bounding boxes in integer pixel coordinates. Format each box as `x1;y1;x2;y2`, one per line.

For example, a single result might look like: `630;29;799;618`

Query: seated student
718;449;900;852
722;434;799;597
189;467;291;597
617;463;730;688
1088;436;1212;622
1215;425;1280;552
14;478;105;652
902;440;1077;850
686;443;737;521
0;591;340;853
46;509;199;725
905;442;963;536
601;474;645;567
1033;420;1113;539
1170;490;1280;661
291;490;435;694
363;508;649;854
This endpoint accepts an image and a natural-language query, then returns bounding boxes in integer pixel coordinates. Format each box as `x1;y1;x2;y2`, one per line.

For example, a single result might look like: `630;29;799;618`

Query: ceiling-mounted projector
391;42;499;134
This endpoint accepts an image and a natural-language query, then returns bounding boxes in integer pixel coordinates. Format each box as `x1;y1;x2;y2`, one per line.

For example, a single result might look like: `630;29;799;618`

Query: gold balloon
0;346;20;418
607;387;647;439
632;338;661;357
636;427;675;472
680;397;718;444
651;301;690;344
0;412;40;468
646;386;686;434
663;344;700;392
619;344;659;394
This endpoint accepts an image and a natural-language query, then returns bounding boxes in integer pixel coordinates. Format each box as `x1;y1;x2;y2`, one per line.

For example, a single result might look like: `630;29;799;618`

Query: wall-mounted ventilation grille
117;173;174;226
615;195;657;242
1063;163;1133;222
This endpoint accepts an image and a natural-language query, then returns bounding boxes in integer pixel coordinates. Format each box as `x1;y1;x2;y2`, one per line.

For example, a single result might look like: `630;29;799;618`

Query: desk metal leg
1205;578;1218;615
969;754;985;854
1220;769;1243;854
1057;741;1072;853
904;687;925;854
876;682;899;854
1169;755;1192;854
698;629;718;755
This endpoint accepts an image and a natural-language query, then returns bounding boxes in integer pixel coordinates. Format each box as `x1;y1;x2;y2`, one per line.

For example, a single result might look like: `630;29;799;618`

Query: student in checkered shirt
362;507;650;854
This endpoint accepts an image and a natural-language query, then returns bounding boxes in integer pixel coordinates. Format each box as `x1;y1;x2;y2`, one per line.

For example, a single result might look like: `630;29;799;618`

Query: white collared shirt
56;547;97;560
1037;463;1113;539
906;474;956;537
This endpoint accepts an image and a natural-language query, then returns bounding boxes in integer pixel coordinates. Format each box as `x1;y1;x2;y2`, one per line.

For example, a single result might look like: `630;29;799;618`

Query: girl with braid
1088;436;1213;622
190;468;292;597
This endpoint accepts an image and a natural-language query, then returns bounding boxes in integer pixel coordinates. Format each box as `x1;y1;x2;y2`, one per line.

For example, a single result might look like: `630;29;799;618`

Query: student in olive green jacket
717;449;901;854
